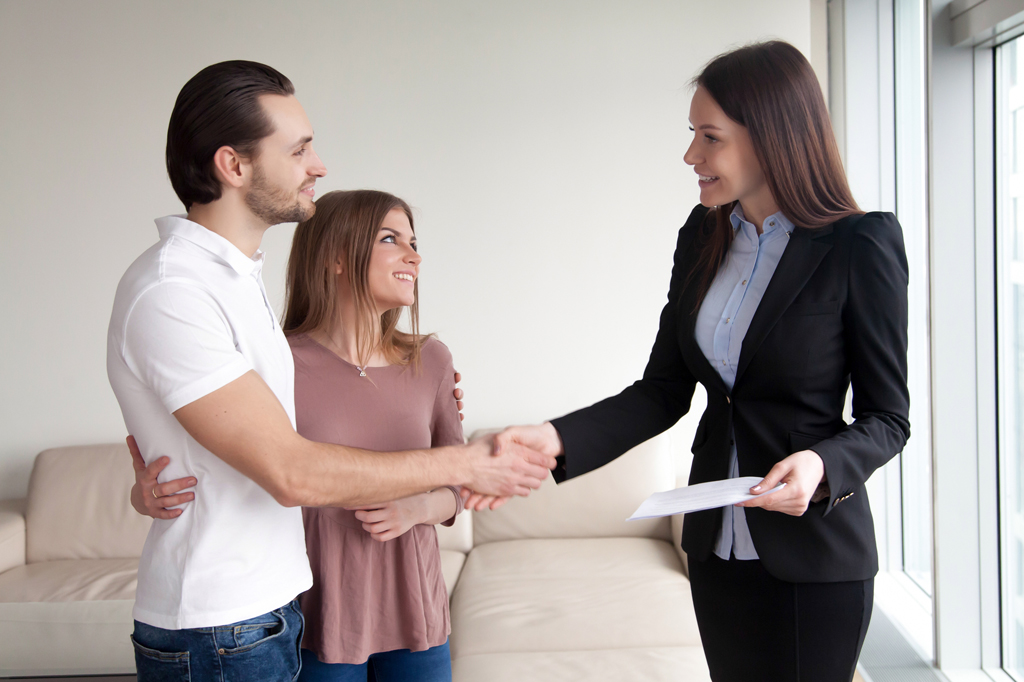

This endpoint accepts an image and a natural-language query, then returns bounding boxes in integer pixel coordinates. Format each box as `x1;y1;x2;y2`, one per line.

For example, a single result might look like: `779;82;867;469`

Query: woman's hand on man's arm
347;488;456;542
126;435;196;519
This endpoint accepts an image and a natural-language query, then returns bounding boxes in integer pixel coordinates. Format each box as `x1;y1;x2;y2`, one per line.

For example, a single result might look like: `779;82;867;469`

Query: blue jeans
298;640;452;682
131;599;304;681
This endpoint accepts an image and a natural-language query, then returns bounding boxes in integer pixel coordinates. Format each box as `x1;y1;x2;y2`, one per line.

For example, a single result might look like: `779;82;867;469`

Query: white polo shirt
107;215;312;630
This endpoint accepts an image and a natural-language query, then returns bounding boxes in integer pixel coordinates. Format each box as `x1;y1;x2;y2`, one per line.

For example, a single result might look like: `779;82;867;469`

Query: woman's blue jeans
298;640;452;682
131;599;304;681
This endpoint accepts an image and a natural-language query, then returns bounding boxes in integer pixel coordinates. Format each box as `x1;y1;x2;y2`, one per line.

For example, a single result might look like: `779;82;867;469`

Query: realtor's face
244;94;327;226
683;85;768;210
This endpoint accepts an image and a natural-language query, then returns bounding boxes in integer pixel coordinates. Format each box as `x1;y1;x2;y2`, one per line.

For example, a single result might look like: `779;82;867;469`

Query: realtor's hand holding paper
627;477;787;521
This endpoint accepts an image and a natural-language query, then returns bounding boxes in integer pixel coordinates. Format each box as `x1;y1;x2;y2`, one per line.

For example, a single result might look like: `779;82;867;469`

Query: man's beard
245;164;314;225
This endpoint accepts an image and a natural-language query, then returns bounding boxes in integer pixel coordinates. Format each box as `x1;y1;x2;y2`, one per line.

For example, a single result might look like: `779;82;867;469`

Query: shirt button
726;317;731;323
769;221;775;227
741;280;747;285
722;360;727;366
726;396;731;404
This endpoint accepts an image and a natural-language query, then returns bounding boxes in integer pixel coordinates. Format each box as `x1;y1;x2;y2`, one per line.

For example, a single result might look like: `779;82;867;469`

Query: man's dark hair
166;60;294;210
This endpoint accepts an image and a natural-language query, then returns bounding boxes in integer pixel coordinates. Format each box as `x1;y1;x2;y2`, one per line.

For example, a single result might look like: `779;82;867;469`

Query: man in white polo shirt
107;61;554;681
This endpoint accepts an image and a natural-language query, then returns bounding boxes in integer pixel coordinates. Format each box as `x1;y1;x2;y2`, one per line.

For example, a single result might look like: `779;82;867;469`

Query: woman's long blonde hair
282;189;427;369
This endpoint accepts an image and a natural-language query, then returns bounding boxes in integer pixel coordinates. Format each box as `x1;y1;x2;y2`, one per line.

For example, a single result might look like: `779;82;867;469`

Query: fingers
454;371;461;384
142;457;172;483
454;388;464;400
354;509;389;524
489;497;510;510
499;438;557;470
466;494;498;511
127;436;145;472
153;492;195;509
463;493;486;510
153;476;197;498
751;460;790;494
149;506;185;520
368;528;400;542
512;459;553;486
520;448;558;470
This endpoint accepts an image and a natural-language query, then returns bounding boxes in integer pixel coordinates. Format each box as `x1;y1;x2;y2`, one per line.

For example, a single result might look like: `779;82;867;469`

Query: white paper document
627;477;787;521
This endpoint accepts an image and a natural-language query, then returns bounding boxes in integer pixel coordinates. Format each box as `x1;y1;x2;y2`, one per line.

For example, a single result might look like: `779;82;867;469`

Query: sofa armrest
670;513;688;578
0;498;27;574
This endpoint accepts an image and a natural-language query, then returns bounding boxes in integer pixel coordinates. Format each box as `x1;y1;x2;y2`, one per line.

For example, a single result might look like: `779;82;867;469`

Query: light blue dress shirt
694;204;794;561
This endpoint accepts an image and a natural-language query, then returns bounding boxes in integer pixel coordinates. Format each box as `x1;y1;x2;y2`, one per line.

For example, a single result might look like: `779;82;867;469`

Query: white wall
0;0;814;499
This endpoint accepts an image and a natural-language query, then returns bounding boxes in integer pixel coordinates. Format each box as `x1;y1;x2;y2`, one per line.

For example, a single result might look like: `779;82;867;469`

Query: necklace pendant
358;369;367;377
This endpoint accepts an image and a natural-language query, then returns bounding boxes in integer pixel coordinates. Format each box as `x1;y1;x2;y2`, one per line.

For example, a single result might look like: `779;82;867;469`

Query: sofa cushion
0;558;138;603
440;550;466;600
26;444;151;563
452;647;710;682
436;505;473;554
469;432;674;545
449;537;700;659
0;599;135;676
0;498;26;575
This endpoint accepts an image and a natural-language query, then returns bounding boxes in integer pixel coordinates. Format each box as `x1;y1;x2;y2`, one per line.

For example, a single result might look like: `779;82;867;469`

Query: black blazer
551;204;910;583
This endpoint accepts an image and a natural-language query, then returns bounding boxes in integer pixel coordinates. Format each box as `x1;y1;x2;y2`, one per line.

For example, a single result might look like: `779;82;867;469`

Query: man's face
244;94;327;226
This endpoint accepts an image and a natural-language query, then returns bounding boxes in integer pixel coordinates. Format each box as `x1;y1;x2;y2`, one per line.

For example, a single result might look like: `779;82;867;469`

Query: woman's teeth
394;273;414;282
699;175;718;182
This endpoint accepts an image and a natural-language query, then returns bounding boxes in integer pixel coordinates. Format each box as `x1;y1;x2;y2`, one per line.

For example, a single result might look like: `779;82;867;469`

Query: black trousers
688;554;873;682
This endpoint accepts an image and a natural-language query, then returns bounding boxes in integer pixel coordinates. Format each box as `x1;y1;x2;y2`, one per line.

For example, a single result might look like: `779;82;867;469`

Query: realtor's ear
211;145;247;190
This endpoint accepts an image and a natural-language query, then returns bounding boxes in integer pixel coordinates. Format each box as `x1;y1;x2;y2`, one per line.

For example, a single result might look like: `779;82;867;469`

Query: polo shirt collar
155;215;265;276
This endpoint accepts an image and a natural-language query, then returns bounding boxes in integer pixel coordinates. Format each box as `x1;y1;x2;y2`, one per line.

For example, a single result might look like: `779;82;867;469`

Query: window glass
997;33;1024;679
894;0;932;596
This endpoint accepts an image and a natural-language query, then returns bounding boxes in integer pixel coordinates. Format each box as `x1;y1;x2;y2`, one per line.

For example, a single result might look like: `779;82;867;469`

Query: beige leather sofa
0;435;708;680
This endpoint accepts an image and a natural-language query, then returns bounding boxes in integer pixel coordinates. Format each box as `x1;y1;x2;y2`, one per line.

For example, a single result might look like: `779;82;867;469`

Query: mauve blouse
290;334;465;665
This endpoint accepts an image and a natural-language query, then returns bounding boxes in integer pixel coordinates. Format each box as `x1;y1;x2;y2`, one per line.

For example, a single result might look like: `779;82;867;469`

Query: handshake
457;422;565;512
127;422;566;523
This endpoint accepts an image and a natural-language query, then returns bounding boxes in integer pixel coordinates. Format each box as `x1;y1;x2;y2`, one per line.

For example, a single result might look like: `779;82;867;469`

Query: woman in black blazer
469;41;910;681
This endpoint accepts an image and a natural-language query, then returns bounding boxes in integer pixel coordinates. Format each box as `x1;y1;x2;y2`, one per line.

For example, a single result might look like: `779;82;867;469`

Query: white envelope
627;477;786;520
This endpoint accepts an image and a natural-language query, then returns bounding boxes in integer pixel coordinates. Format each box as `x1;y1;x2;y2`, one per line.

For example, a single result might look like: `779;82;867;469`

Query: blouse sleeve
429;342;465;525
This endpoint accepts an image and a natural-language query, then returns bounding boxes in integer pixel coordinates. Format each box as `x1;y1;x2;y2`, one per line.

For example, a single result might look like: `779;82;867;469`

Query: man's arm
172;370;554;508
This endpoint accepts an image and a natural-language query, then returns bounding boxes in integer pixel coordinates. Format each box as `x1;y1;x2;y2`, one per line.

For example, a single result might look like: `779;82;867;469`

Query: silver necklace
319;334;370;377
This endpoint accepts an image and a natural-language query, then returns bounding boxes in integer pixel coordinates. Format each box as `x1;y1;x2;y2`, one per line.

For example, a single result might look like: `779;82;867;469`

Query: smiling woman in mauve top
277;189;464;682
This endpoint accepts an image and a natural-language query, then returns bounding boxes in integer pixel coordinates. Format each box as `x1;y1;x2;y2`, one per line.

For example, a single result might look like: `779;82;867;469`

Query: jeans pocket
232;619;282;650
222;610;286;655
130;635;191;682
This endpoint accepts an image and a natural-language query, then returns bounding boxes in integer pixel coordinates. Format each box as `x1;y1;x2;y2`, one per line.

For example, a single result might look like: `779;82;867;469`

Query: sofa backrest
435;505;473;554
470;430;675;545
26;443;152;562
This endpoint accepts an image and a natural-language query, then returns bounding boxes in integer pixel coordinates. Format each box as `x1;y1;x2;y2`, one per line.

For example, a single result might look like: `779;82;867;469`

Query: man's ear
210;145;249;190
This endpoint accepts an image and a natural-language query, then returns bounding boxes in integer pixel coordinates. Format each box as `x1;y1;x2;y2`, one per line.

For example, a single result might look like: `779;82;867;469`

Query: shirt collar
729;204;794;236
155;215;265;277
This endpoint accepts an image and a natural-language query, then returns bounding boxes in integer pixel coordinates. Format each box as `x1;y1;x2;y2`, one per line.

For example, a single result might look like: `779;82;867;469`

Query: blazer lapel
734;225;835;384
676;252;729;395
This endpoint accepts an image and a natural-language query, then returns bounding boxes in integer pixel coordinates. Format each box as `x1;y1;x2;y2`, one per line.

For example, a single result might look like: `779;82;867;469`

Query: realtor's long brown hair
283;189;427;369
686;41;862;309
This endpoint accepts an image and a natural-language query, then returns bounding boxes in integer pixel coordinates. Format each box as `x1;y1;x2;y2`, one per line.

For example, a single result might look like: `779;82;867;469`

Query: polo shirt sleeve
121;281;253;413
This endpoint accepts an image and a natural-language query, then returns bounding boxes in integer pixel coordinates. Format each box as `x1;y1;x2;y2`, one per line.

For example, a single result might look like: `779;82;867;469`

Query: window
998;32;1024;680
894;0;932;598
